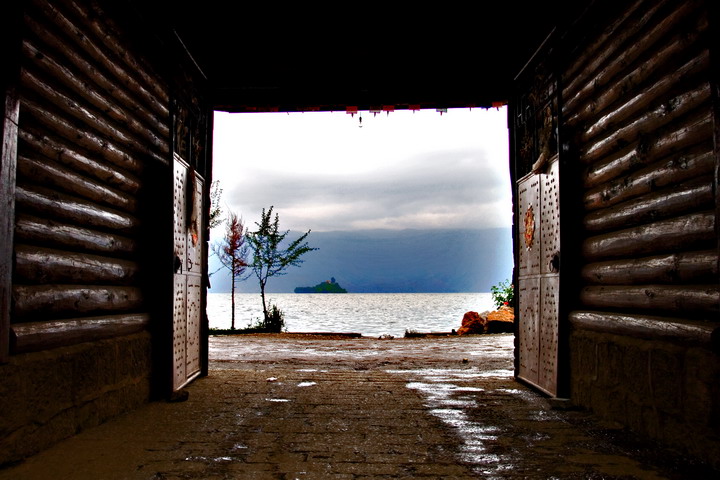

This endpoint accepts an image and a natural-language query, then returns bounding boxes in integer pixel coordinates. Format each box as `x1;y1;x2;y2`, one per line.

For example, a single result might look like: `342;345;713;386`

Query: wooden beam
18;125;141;195
581;250;718;285
580;83;711;166
0;90;19;363
15;213;138;256
11;313;150;354
579;284;720;316
15;185;140;234
569;310;720;353
582;211;715;260
1;0;21;362
13;285;144;320
583;177;714;232
583;111;712;188
583;147;714;211
13;245;140;285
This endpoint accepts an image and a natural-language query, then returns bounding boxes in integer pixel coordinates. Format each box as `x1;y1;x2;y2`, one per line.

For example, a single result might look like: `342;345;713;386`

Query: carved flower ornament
524;205;535;249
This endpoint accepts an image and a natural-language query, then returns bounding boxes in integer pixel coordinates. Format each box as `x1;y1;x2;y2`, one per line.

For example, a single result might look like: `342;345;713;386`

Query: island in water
295;277;348;294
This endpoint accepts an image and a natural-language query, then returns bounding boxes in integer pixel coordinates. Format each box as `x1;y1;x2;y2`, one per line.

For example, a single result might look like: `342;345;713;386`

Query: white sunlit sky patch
211;106;511;234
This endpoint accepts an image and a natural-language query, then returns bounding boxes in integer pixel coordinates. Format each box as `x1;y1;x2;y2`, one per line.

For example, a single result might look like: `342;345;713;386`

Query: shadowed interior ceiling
130;2;579;112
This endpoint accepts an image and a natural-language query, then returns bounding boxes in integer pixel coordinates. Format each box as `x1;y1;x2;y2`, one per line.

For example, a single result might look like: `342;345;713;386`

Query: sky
211;107;511;233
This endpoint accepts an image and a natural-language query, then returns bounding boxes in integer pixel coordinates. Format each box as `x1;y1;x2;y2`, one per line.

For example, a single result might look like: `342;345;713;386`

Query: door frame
509;30;575;398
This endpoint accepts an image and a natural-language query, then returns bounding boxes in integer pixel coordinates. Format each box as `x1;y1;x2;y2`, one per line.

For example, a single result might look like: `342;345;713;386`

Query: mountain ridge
208;227;513;294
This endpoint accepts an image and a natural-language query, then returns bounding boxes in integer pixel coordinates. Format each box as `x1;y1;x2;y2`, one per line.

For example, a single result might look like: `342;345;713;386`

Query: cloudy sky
211;107;511;233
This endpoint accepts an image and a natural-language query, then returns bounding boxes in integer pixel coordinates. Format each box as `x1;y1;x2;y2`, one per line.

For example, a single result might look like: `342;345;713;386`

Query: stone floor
0;334;716;479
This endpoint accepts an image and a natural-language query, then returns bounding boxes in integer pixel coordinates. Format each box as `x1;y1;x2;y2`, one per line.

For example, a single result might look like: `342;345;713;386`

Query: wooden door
172;155;203;391
517;158;560;396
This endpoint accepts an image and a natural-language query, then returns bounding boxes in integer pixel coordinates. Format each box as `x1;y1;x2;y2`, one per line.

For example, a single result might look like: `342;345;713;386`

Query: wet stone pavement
1;334;716;479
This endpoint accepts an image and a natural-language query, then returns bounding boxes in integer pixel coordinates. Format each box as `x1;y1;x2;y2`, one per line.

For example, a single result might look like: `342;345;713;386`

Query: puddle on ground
265;398;291;402
297;381;317;387
389;368;517;476
185;456;236;463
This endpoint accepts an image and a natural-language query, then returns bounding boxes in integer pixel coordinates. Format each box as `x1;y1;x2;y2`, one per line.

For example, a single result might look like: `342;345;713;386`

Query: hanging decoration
346;106;359;117
409;104;421;113
436;108;447;115
369;107;382;117
383;105;395;116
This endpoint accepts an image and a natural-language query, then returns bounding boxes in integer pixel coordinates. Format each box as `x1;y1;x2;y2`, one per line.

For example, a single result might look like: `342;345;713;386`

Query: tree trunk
231;274;236;330
260;279;268;322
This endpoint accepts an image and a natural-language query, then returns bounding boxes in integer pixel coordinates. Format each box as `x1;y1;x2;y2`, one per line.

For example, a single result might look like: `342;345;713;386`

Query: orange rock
457;311;488;335
487;306;514;322
486;306;514;334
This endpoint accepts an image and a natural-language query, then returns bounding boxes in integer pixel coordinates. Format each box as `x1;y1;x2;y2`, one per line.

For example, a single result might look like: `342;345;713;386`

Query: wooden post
710;1;720;303
1;1;21;363
200;108;212;378
0;90;19;363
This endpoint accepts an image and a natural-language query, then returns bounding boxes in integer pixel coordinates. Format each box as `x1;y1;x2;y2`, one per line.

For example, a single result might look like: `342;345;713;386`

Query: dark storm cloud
227;148;511;232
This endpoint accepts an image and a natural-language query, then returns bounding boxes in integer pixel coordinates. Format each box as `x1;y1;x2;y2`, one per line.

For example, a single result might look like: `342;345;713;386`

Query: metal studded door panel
539;276;559;394
173;275;187;388
186;170;203;276
173;162;188;272
172;155;204;391
541;161;560;275
518;278;540;384
518;176;541;277
186;270;202;378
516;158;560;396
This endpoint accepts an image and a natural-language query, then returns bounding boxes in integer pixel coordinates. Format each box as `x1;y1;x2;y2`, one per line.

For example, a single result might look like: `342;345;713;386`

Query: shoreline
209;331;509;340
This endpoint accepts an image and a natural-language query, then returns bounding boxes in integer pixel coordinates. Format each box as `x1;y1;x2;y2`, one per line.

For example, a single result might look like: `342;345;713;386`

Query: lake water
207;292;495;338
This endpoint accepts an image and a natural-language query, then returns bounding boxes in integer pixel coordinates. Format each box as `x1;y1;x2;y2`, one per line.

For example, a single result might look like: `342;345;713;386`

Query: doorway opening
208;108;513;338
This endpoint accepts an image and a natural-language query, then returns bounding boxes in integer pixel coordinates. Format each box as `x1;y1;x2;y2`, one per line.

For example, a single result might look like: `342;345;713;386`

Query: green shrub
490;279;514;309
263;304;285;333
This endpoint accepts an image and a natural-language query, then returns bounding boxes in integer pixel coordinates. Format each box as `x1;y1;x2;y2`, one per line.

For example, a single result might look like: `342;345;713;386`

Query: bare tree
212;212;248;329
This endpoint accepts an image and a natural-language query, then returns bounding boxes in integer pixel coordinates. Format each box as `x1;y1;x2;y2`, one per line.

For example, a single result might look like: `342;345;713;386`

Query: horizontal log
562;0;646;91
21;96;144;175
576;44;709;140
13;284;144;320
22;38;169;155
18;125;141;194
584;146;714;210
563;0;701;117
569;310;719;352
14;244;140;285
15;184;140;234
581;250;718;285
11;313;150;353
29;0;169;120
23;12;170;141
583;177;714;232
15;213;138;256
20;67;167;165
61;0;170;105
582;211;715;260
17;154;137;213
579;83;711;165
583;110;713;187
579;285;719;316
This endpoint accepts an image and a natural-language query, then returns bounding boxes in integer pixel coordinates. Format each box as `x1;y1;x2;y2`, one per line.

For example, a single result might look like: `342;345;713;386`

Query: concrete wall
0;332;152;465
570;327;720;468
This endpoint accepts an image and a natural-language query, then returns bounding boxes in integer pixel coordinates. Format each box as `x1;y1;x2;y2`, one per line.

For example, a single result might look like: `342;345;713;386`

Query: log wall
552;0;720;466
562;0;719;324
11;0;170;352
